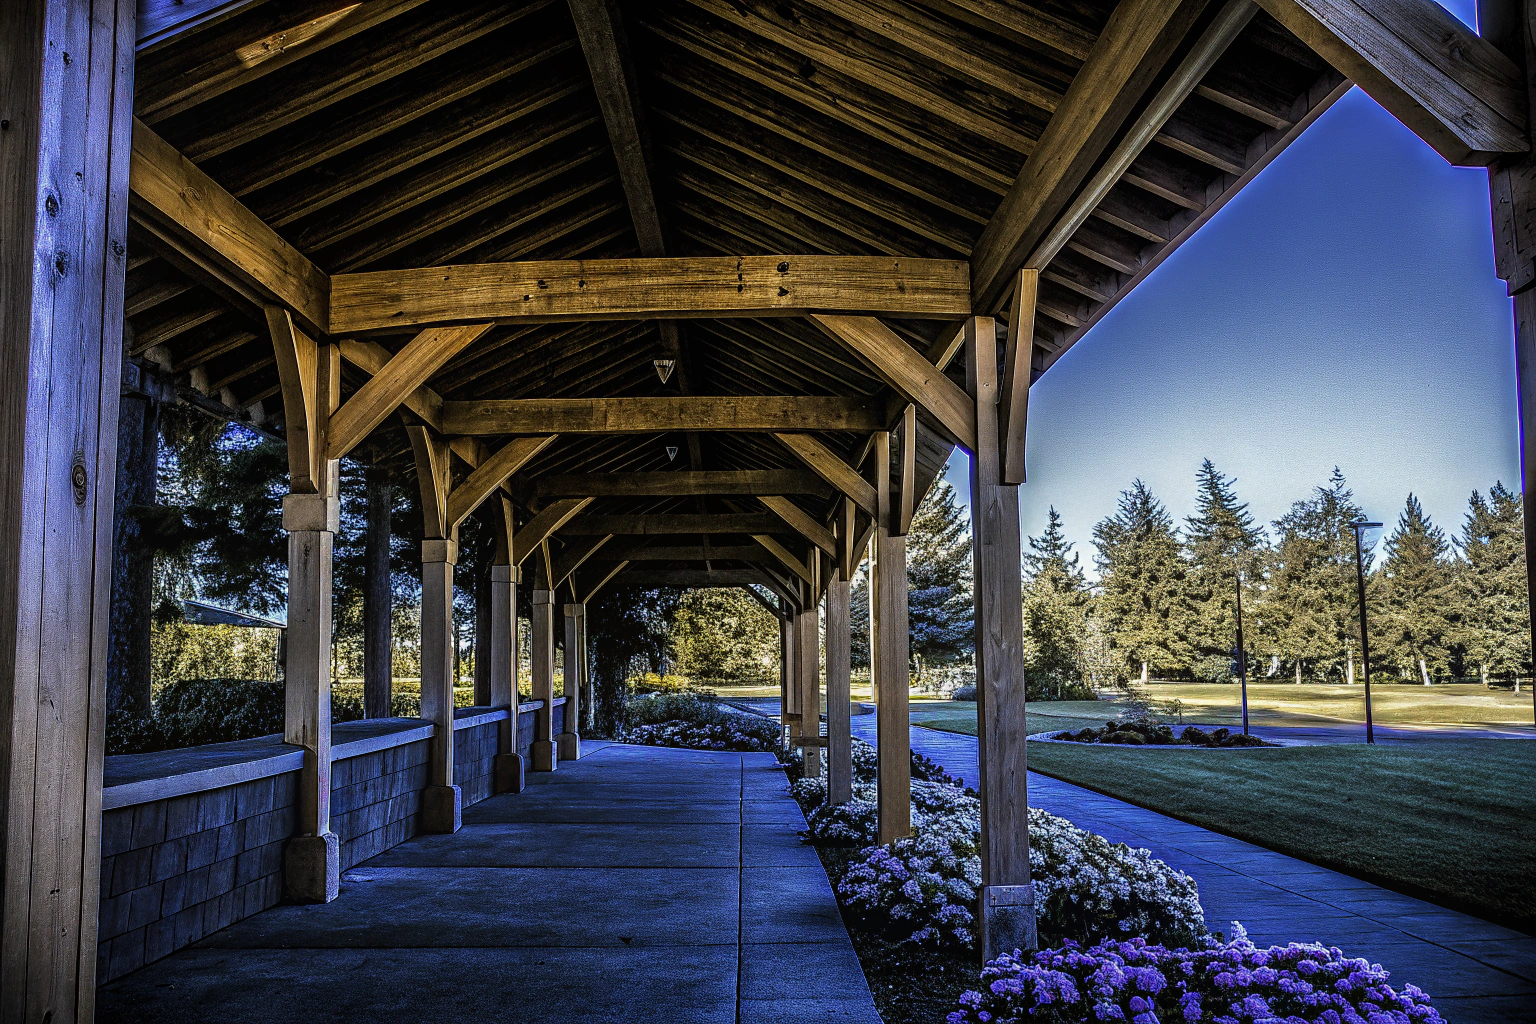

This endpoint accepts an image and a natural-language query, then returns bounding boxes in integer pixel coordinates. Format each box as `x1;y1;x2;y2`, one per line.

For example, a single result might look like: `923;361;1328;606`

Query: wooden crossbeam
771;433;878;516
561;513;781;535
740;583;786;620
337;339;445;433
513;498;594;565
614;568;779;588
759;496;837;555
809;315;977;451
1257;0;1527;166
446;435;556;531
129;120;330;335
753;534;814;585
604;543;768;561
535;470;831;498
328;256;971;332
137;0;261;50
440;395;881;435
406;425;452;540
969;0;1211;312
328;323;494;460
551;534;613;587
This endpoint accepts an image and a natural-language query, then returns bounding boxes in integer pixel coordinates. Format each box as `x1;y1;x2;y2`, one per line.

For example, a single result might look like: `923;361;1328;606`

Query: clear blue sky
940;0;1521;572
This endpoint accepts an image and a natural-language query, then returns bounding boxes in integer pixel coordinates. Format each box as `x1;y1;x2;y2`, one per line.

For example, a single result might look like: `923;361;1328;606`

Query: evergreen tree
1183;461;1267;681
906;480;974;668
1378;494;1454;681
671;587;780;684
1022;507;1090;697
1266;468;1369;682
1092;480;1194;680
1456;483;1530;683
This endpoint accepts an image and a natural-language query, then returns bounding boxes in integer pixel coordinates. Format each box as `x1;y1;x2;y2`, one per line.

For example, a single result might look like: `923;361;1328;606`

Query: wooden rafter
1257;0;1527;166
512;498;594;565
328;256;970;332
551;534;613;586
561;513;779;535
535;470;830;498
753;534;814;585
439;395;881;435
337;339;444;434
758;496;836;556
771;434;878;516
969;0;1212;313
446;435;557;531
579;559;631;603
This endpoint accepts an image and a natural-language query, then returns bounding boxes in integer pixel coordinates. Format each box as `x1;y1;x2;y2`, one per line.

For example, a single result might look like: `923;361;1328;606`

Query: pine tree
1456;483;1530;684
1184;461;1267;681
1378;494;1454;681
1022;507;1090;697
1024;506;1085;591
1092;480;1194;680
671;587;780;684
1266;468;1368;682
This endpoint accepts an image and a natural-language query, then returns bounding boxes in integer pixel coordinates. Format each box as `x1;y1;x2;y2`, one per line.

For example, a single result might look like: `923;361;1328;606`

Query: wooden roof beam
329;256;970;332
130;121;331;336
327;323;493;460
753;535;814;585
615;568;785;589
337;338;444;434
1259;0;1526;167
446;435;557;532
758;496;837;556
577;560;631;603
772;433;879;516
561;512;781;535
969;0;1212;313
513;498;595;565
137;0;261;51
440;395;882;435
535;470;832;499
551;535;613;587
809;315;977;452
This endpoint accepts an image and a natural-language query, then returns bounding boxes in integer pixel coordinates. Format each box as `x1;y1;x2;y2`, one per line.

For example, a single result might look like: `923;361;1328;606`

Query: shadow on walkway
97;742;879;1024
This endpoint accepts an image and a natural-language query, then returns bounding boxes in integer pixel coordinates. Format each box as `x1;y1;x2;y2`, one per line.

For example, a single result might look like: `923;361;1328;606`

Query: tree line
1026;461;1532;689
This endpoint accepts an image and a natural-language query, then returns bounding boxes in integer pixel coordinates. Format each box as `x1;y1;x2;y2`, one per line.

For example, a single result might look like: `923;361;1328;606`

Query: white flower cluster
622;720;774;752
808;770;1207;951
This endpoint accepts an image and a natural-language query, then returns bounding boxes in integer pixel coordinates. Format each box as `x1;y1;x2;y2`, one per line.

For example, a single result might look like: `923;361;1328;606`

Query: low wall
96;699;563;984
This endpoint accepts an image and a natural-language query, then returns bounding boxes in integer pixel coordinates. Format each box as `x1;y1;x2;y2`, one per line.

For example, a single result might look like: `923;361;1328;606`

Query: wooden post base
980;883;1038;962
494;752;526;793
531;739;558;772
421;784;463;834
557;733;582;761
284;832;340;903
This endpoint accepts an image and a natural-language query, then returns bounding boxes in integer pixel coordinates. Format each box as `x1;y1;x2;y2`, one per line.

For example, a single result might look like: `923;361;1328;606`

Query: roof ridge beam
440;395;882;435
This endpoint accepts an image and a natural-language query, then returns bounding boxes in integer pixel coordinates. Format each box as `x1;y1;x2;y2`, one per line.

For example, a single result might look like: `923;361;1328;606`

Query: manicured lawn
1018;738;1536;933
910;699;1116;738
1142;681;1536;729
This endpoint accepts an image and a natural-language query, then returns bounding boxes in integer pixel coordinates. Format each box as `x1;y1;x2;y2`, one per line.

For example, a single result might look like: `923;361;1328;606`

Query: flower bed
948;927;1443;1024
1054;721;1274;748
619;692;783;752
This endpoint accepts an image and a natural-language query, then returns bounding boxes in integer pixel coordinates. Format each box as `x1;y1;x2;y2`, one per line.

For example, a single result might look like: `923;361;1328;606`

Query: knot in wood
71;453;88;506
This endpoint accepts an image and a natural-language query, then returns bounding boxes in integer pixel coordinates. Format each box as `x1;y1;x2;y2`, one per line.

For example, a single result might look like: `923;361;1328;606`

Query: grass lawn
1142;681;1536;729
910;699;1116;738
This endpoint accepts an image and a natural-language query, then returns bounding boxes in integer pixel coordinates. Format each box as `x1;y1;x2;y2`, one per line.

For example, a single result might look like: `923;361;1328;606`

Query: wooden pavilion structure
4;0;1536;1017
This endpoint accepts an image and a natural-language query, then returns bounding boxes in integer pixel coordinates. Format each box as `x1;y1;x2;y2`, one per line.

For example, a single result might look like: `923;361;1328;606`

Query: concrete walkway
838;712;1536;1024
97;741;879;1024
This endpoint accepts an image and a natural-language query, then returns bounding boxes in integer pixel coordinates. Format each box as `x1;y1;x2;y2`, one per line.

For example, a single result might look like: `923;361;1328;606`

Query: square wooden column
419;538;461;833
871;429;912;843
530;564;558;771
578;603;592;734
0;0;135;1009
781;610;797;744
825;568;854;805
560;602;584;760
965;314;1037;960
796;580;822;779
489;495;523;792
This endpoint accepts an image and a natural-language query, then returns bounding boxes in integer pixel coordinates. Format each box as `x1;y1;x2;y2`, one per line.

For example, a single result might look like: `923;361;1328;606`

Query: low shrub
620;693;782;752
951;685;977;702
948;927;1443;1024
630;672;697;695
1054;721;1273;748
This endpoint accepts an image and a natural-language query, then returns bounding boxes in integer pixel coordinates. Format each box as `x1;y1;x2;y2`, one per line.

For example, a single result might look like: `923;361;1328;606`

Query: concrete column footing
421;784;463;834
979;883;1037;963
531;739;557;772
557;733;581;761
494;752;526;793
284;832;339;904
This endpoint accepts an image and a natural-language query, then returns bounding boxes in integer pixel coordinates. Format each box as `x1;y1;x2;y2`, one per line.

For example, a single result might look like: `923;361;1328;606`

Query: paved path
97;741;879;1024
833;713;1536;1024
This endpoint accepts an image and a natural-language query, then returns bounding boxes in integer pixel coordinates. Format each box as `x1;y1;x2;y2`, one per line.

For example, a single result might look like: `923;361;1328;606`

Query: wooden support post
490;496;523;793
871;431;912;843
965;314;1037;960
825;536;854;805
530;563;559;771
578;602;592;734
561;603;585;760
0;0;135;1010
780;613;794;743
409;425;461;833
796;577;822;779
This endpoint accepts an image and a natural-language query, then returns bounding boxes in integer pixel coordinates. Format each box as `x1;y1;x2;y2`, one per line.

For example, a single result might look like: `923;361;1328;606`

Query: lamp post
1234;567;1249;736
1350;520;1383;744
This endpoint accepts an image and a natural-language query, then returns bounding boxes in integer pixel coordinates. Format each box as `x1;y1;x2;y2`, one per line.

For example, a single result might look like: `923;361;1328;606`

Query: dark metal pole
1235;568;1249;736
1354;527;1374;744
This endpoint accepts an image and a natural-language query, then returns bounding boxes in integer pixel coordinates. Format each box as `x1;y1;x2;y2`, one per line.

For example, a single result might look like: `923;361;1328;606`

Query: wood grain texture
1258;0;1527;165
447;435;556;531
512;498;594;565
329;256;970;332
824;572;853;805
810;314;977;451
441;395;882;435
337;338;445;433
772;433;879;515
406;425;452;540
871;428;910;844
759;495;837;555
129;120;330;334
561;512;780;535
753;534;814;584
535;470;830;498
999;270;1037;486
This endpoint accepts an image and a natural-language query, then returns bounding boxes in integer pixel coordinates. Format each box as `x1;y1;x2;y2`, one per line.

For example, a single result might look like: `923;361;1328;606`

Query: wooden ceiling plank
327;323;493;460
129;120;330;335
441;396;882;435
1255;0;1526;165
910;0;1096;62
331;256;970;333
772;433;878;515
970;0;1212;313
137;0;265;52
809;314;977;451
